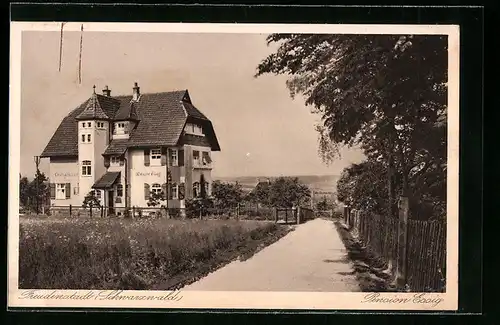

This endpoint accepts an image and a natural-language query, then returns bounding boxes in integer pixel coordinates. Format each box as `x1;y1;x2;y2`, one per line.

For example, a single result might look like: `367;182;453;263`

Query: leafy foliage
19;171;50;212
147;191;164;208
315;196;337;211
212;181;244;210
268;177;311;208
82;190;101;209
256;34;447;219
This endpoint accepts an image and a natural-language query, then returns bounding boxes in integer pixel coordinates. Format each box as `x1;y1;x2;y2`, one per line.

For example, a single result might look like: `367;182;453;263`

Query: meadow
19;216;289;290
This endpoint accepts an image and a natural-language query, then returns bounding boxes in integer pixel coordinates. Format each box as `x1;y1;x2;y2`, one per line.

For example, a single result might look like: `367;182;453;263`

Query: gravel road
182;218;360;292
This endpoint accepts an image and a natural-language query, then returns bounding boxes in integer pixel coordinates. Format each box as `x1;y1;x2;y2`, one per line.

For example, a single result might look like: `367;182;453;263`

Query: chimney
102;85;111;96
132;82;140;101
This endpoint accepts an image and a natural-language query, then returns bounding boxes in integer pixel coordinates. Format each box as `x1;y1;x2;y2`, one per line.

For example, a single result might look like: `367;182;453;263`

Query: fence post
297;207;301;225
343;206;349;224
100;205;104;218
236;203;240;220
90;202;93;218
69;204;72;217
396;196;409;288
285;209;288;224
274;208;278;223
132;206;135;218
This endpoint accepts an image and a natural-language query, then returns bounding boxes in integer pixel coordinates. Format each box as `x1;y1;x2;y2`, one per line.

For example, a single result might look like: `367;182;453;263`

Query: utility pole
33;156;41;214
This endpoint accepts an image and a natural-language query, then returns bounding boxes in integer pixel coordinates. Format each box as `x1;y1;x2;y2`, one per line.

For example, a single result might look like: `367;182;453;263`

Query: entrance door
108;190;114;215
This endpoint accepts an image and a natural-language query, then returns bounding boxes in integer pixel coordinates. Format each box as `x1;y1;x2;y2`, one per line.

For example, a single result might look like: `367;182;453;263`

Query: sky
20;31;365;179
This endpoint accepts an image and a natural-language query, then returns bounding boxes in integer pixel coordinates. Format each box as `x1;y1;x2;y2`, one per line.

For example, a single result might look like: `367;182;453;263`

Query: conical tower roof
76;86;110;120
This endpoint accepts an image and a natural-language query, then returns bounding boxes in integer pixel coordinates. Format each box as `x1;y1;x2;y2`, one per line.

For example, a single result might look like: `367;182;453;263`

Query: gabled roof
92;171;121;189
41;88;220;158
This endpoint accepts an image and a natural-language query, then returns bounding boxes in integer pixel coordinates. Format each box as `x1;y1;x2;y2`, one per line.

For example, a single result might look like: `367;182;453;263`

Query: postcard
9;22;459;311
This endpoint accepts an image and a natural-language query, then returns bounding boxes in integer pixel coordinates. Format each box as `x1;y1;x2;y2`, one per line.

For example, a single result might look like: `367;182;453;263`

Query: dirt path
182;218;360;292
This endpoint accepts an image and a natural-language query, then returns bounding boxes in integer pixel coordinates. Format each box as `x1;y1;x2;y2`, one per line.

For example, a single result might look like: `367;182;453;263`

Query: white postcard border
8;22;460;311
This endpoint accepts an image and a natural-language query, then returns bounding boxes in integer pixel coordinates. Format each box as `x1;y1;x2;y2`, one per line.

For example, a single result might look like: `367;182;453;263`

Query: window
193;182;200;198
185;123;204;136
194;124;203;135
97;122;105;128
202;152;212;166
204;182;210;196
87;134;91;142
170;149;178;166
116;184;123;197
171;183;178;199
82;160;92;176
110;156;120;166
151;183;162;196
81;134;86;143
150;149;162;166
81;122;85;128
73;184;79;195
56;184;66;200
95;190;101;198
114;122;128;135
87;122;91;127
193;150;200;165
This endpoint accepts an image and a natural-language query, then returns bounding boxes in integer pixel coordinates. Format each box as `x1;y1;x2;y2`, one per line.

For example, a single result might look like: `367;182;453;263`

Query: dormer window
114;122;129;135
110;156;121;166
97;122;105;128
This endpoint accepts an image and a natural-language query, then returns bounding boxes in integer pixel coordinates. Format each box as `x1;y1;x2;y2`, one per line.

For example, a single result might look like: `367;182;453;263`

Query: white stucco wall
49;158;80;206
94;121;109;183
129;148;168;207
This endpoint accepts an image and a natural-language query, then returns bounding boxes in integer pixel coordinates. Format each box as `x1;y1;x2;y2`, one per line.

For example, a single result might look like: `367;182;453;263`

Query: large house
41;82;220;215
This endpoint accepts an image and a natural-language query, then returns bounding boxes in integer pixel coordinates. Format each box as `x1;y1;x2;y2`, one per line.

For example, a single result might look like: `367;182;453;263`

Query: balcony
193;159;212;169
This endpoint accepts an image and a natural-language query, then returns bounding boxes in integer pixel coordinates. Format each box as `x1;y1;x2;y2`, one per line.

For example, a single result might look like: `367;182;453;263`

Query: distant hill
213;175;340;194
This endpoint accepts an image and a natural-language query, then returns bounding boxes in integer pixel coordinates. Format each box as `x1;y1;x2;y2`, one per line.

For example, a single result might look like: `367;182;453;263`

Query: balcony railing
193;159;212;169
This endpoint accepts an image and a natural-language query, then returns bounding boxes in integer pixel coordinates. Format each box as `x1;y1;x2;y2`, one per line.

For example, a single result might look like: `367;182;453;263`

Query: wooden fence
344;200;446;292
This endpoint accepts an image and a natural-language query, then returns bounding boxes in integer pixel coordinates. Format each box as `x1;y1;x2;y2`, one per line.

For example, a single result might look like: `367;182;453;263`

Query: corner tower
75;86;111;198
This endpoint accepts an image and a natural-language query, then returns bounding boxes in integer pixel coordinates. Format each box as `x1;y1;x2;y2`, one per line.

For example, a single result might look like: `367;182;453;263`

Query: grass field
19;216;290;290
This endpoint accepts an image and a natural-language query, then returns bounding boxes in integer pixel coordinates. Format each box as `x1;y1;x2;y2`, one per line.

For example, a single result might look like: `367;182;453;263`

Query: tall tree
268;177;311;208
256;34;447;219
212;181;244;210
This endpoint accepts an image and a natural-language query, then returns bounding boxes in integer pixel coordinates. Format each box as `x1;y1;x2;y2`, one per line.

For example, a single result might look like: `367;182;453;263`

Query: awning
92;171;121;189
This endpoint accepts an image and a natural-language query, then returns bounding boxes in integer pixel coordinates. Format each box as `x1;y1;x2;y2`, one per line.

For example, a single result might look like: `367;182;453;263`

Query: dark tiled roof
97;94;121;119
92;171;121;189
76;93;111;120
183;102;208;120
41;88;221;158
103;139;129;156
114;101;139;121
40;103;87;158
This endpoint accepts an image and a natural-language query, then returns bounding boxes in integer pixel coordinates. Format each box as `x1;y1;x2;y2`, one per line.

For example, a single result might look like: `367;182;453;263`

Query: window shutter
119;158;124;166
168;183;174;200
161;149;167;166
144;183;150;200
162;183;167;200
178;183;185;200
104;156;110;168
178;149;184;166
65;183;71;198
50;183;56;199
144;149;150;166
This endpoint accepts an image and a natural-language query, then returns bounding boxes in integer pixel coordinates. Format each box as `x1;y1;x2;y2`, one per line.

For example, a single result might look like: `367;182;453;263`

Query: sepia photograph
8;22;459;310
